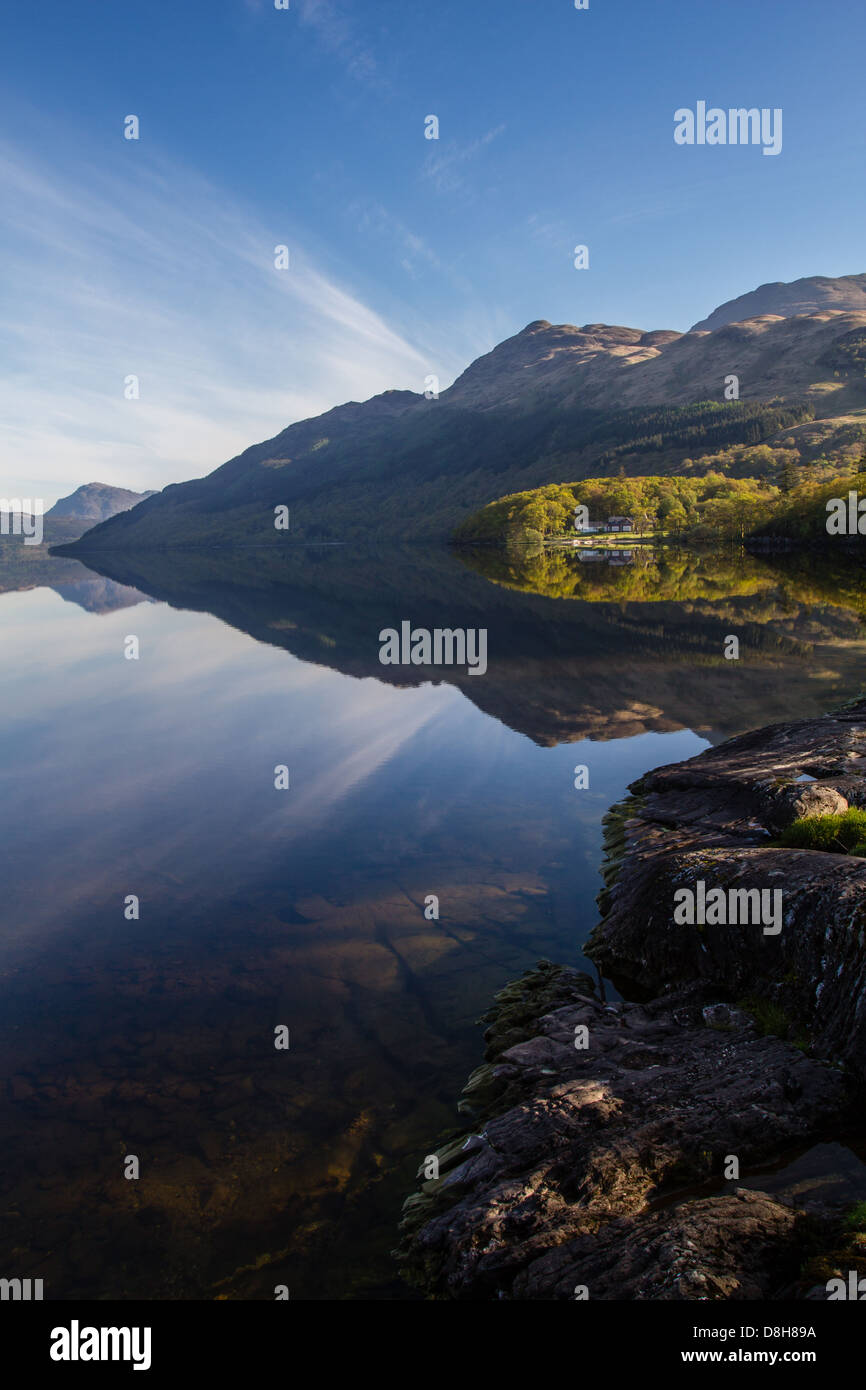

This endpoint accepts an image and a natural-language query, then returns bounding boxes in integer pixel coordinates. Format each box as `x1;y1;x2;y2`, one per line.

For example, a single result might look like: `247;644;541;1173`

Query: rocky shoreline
397;699;866;1299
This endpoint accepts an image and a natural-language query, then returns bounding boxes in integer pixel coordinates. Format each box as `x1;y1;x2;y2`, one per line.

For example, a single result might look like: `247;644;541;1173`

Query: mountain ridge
58;274;866;551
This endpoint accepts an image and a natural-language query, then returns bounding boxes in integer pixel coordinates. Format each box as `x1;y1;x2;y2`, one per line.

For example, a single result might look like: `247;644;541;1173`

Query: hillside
57;276;866;553
455;459;866;549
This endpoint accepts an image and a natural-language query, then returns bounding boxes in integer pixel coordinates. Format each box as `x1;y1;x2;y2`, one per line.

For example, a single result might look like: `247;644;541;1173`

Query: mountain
57;276;866;553
690;274;866;332
1;483;158;592
1;483;156;543
47;482;157;522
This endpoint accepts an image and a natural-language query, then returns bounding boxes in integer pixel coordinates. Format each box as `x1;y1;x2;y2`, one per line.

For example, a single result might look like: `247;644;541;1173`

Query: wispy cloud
422;125;506;196
0;137;446;504
526;212;572;254
348;197;445;279
294;0;380;86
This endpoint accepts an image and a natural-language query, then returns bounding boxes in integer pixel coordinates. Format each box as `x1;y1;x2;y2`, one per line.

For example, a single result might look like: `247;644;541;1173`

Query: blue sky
1;0;864;503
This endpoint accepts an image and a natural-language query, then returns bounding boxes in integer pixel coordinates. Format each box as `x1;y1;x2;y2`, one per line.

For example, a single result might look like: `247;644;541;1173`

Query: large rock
397;968;851;1299
589;700;866;1076
513;1190;804;1301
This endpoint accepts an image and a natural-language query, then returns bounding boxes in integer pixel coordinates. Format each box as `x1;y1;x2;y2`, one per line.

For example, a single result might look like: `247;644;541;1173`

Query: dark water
0;542;864;1298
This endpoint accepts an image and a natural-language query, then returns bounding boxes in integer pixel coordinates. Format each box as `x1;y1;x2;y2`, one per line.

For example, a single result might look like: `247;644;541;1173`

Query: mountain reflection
59;541;866;745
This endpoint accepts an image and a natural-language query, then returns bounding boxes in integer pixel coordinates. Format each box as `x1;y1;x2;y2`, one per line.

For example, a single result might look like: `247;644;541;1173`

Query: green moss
774;807;866;856
596;794;645;917
738;995;812;1051
843;1201;866;1233
799;1208;866;1290
738;995;793;1039
479;960;595;1064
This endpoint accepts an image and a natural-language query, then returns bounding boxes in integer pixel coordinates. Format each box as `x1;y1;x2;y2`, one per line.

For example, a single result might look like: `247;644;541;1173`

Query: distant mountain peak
47;482;157;522
692;273;866;332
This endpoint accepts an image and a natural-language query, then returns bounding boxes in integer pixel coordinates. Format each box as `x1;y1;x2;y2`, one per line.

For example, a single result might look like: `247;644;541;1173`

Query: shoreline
397;699;866;1300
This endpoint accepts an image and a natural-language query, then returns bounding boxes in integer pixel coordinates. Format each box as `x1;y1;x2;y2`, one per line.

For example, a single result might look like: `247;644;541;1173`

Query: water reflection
0;542;863;1298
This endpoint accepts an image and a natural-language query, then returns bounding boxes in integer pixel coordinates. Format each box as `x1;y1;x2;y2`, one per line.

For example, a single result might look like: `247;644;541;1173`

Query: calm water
1;543;864;1298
